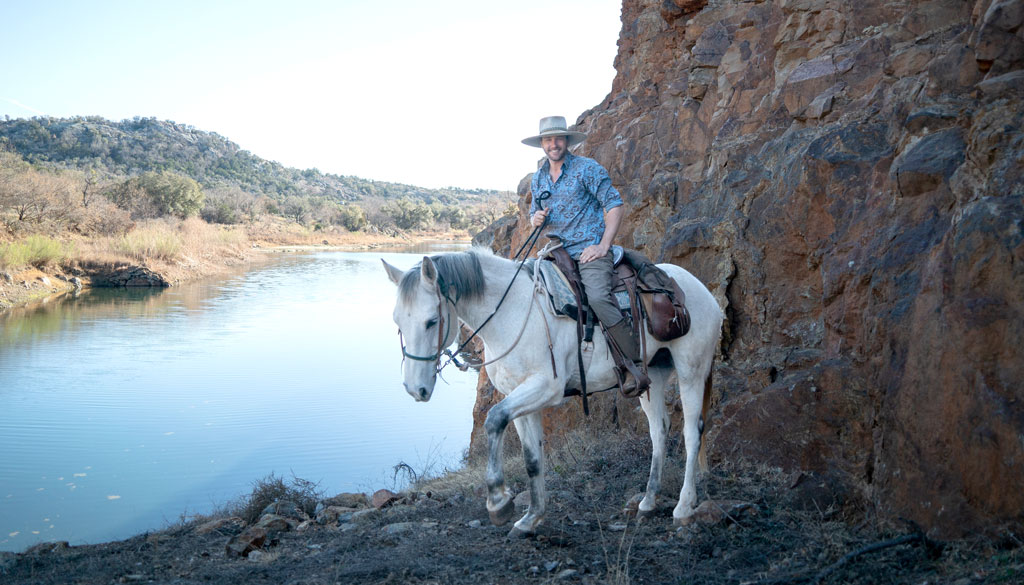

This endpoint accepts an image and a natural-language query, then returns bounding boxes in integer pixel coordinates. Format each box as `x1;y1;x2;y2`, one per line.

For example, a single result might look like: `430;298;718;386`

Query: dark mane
398;250;486;304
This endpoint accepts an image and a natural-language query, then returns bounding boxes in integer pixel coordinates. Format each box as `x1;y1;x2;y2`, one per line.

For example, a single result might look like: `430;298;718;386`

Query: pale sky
1;0;622;191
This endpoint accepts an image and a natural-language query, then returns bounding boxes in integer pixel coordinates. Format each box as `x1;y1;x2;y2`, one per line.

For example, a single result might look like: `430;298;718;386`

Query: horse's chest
485;342;618;396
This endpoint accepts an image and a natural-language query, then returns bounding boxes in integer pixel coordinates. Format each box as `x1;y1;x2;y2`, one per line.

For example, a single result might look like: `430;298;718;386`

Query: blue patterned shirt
530;153;623;258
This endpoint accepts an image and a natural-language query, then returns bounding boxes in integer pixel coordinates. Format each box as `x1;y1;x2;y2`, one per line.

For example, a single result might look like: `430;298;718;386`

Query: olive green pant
577;251;623;328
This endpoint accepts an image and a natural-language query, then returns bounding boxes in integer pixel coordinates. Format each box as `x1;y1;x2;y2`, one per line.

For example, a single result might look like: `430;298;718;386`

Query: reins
428;192;553;375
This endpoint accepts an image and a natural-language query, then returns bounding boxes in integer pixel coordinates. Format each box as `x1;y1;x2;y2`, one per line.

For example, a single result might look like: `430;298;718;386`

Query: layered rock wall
488;0;1023;537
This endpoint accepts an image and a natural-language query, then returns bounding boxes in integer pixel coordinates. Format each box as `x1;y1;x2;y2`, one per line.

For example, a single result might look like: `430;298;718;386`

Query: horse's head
383;256;457;402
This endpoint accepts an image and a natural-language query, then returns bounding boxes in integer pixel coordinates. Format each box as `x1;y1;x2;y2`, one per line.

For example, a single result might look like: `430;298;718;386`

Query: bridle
397;190;553;376
398;280;455;367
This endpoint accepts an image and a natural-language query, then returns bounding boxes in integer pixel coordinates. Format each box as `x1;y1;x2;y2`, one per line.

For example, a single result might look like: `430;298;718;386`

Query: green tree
381;197;434;230
336;203;367;231
136;171;204;218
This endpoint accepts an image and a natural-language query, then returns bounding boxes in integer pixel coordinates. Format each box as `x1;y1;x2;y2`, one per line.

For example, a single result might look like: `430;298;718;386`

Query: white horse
383;248;722;536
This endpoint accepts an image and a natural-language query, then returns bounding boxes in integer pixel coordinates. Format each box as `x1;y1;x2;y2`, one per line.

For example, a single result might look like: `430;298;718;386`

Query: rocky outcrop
85;265;170;287
490;0;1023;538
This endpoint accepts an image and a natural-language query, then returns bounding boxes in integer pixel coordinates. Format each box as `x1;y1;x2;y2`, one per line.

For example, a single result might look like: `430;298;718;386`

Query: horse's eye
426;318;438;329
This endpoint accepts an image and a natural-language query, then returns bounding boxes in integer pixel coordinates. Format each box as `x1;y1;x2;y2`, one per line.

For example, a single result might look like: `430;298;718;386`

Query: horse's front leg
637;366;671;517
484;401;516;527
483;375;559;530
509;412;545;536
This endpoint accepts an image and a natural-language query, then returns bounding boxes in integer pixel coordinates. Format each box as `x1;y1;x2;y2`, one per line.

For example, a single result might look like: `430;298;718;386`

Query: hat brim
521;131;587;148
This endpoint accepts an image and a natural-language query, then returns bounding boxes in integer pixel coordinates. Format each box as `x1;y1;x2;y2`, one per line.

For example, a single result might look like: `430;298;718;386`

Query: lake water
0;243;479;553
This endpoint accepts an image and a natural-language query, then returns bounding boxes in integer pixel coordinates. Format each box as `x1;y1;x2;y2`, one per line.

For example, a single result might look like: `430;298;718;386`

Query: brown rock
194;517;244;535
371;489;399;509
322;492;370;509
225;526;266;558
315;505;358;525
254;514;295;535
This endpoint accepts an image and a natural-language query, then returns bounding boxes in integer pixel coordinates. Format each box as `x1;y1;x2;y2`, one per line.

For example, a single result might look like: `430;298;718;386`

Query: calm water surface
0;243;478;552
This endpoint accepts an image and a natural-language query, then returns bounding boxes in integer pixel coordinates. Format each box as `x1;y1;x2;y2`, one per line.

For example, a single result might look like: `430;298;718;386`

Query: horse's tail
697;362;714;474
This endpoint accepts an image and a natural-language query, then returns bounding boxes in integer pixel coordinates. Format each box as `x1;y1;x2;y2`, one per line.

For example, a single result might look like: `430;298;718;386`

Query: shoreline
0;230;472;315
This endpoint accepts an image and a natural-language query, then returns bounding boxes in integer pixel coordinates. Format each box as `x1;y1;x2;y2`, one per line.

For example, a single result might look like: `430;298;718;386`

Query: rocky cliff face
483;0;1023;538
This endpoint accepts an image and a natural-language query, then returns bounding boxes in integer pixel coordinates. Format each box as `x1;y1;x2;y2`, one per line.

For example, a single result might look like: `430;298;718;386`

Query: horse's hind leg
509;412;545;536
637;366;671;517
672;364;707;526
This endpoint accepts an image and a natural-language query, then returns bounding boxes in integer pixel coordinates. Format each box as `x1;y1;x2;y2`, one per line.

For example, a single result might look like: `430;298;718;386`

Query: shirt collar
540;152;576;174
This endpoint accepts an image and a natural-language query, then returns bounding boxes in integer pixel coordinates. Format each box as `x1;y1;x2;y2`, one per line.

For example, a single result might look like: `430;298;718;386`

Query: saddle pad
527;258;630;318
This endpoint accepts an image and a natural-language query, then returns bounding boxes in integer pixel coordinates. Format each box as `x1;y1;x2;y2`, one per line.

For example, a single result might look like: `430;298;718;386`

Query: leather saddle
532;245;690;343
529;243;691;411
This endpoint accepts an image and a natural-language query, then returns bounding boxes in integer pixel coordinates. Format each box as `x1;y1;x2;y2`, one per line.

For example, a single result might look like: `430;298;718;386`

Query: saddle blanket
525;245;630;319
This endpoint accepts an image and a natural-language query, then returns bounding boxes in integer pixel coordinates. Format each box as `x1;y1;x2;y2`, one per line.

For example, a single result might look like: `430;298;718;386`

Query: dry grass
69;218;251;268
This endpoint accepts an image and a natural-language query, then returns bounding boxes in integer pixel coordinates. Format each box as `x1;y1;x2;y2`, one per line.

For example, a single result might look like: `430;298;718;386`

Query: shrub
231;473;324;525
0;241;28;269
0;235;67;269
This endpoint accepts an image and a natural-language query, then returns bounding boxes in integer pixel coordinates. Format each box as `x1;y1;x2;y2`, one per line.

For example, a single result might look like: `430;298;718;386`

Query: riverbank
0;218;470;314
1;421;1018;584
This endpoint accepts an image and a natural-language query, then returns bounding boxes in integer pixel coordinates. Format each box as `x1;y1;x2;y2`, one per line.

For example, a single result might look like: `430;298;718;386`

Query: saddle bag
622;249;691;342
640;287;690;341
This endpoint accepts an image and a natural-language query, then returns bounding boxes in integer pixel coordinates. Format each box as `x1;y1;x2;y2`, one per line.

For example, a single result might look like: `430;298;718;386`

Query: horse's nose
403;383;430;402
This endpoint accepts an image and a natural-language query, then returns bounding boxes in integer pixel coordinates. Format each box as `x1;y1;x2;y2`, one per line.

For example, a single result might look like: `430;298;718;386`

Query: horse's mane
398;248;490;304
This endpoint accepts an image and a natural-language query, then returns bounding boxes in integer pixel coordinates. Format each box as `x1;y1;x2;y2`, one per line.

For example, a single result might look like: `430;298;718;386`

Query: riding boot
605;319;650;397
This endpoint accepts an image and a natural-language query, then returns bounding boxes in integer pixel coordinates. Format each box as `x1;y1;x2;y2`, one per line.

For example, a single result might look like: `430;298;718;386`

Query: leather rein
399;193;552;376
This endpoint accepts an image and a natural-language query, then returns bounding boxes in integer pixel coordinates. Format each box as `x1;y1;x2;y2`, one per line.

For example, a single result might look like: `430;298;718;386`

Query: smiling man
522;115;649;395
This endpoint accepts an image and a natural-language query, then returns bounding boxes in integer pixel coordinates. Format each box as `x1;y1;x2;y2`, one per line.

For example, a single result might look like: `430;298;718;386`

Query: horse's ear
382;260;404;285
420;256;438;288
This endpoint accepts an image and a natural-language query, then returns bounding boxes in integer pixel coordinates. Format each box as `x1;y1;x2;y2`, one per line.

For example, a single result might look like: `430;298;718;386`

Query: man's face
541;135;568;162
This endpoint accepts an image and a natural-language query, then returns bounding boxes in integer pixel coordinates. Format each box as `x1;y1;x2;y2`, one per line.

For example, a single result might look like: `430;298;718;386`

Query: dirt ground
2;425;1020;585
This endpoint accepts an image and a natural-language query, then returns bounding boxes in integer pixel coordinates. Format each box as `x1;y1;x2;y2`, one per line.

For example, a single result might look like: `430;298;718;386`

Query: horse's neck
455;255;533;338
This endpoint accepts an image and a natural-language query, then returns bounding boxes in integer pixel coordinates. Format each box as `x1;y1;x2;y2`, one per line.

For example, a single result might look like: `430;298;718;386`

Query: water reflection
1;288;167;348
0;242;476;552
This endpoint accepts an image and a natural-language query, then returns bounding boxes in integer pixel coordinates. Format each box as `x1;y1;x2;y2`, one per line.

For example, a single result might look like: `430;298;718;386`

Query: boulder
254;514;295;536
260;500;308;521
321;492;369;509
225;526;266;558
371;489;399;509
315;506;358;525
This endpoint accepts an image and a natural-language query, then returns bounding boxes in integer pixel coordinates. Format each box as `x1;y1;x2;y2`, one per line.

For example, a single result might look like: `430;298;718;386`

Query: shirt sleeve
586;160;623;212
530;171;542;214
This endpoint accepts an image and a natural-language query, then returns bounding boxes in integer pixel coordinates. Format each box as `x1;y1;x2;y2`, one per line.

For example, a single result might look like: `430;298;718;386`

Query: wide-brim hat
521;116;587;148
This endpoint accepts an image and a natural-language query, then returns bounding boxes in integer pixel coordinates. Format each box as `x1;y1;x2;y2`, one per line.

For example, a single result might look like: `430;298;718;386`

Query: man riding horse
522;115;650;395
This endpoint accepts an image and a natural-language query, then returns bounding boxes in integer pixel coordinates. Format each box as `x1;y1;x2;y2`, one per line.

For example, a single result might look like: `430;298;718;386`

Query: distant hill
0;116;506;205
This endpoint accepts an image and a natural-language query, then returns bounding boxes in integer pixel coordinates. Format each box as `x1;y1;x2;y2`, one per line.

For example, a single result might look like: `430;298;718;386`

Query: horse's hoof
673;514;695;528
488;495;516;527
506;526;533;540
636;507;656;521
622;493;643;518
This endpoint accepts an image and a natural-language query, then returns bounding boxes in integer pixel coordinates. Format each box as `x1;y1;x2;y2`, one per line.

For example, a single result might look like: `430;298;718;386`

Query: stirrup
616;364;650;398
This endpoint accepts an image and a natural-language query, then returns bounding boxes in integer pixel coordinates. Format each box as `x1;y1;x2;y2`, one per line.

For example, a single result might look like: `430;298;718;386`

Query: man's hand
579;243;610;264
531;209;549;227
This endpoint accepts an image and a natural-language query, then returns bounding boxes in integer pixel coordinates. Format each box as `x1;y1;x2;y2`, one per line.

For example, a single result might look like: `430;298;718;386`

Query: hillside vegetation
0;115;514;239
